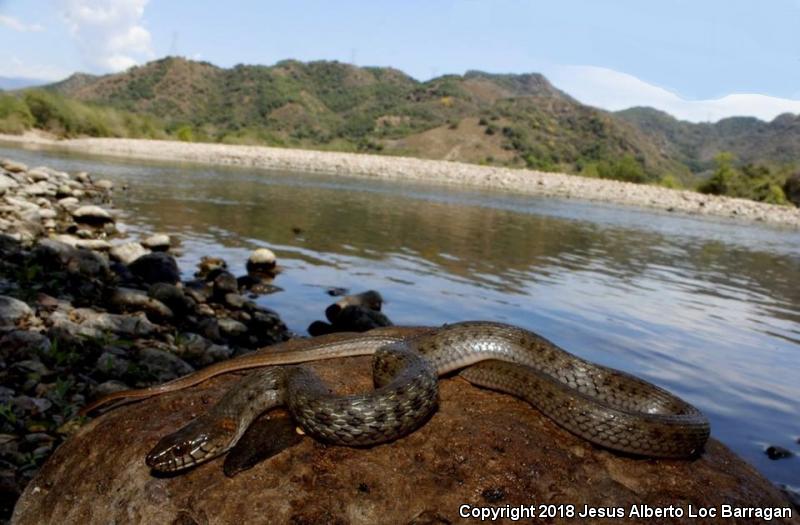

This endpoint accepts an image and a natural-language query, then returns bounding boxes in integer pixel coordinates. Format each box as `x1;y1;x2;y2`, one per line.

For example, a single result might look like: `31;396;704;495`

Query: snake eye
173;443;190;456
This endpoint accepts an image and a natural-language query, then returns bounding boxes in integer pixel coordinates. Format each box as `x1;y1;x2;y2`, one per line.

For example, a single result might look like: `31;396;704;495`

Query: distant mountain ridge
31;57;800;181
615;106;800;170
0;76;49;91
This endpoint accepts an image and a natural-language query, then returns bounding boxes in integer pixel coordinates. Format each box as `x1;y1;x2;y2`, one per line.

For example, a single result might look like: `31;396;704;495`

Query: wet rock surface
12;356;800;525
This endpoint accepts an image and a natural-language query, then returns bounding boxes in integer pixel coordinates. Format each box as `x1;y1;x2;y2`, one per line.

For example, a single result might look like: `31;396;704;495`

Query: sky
1;0;799;122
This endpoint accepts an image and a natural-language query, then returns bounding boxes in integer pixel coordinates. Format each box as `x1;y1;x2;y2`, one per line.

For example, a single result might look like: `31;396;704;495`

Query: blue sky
1;0;799;122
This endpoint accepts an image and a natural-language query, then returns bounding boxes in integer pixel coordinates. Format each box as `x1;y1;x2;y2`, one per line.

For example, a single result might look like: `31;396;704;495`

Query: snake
80;322;710;473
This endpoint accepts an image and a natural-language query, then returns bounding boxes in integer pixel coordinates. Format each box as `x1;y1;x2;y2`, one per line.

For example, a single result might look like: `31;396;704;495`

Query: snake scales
81;322;710;472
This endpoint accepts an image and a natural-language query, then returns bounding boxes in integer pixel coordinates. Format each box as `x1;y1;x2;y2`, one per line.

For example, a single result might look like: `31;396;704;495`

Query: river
2;142;799;490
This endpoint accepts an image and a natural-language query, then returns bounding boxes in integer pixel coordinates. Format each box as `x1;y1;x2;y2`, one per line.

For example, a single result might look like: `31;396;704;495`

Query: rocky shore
2;132;800;228
0;157;292;519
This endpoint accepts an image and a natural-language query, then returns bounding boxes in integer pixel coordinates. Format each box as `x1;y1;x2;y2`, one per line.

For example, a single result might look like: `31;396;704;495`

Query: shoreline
2;132;800;228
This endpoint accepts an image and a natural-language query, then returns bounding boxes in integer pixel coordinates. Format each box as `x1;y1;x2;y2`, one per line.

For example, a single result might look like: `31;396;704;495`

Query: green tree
0;94;34;133
699;152;740;195
176;125;195;142
596;155;647;183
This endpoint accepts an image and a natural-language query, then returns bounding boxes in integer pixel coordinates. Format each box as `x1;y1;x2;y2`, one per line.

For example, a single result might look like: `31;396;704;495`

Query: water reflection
1;143;799;489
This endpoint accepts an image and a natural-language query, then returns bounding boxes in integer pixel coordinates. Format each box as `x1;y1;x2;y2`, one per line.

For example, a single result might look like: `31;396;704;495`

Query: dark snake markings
86;322;710;472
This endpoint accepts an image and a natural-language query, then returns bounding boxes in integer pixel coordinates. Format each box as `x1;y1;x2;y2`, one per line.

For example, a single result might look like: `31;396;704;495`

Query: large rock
128;253;181;285
13;356;798;524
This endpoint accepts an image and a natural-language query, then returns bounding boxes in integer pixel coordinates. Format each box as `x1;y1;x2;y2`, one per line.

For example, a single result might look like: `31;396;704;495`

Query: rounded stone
71;205;114;225
212;271;239;297
26;169;50;182
142;234;171;251
128;252;181;285
109;242;149;265
246;248;276;274
1;159;27;173
0;296;33;329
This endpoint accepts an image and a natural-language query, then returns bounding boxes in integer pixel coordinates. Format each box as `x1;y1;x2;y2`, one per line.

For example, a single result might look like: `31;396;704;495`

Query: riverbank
2;132;799;229
0;156;293;519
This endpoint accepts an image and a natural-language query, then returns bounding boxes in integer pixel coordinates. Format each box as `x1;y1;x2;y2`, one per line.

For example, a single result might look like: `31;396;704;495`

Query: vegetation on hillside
2;57;798;207
698;152;794;205
0;90;164;139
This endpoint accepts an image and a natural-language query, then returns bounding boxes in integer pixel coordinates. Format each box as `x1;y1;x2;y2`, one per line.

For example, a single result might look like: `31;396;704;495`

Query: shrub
659;174;683;189
176;125;194;142
784;172;800;207
0;94;34;133
596;155;647;183
699;152;740;195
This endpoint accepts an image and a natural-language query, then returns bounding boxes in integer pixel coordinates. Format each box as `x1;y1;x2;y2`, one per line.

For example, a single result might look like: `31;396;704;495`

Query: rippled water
2;143;799;489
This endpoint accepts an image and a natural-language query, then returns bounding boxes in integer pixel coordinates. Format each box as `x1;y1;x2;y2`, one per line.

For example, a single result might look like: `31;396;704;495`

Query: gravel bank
3;133;799;228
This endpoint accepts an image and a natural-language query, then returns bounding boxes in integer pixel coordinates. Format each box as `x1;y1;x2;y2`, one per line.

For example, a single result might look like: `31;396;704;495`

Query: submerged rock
195;256;227;279
13;354;799;525
766;446;794;460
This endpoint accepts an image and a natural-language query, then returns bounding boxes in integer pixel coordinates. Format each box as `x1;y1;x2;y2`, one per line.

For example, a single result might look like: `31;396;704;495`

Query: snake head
146;418;231;473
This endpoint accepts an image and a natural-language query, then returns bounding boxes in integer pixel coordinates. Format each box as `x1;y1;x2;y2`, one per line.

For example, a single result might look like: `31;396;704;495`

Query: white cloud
0;14;44;32
547;65;800;123
61;0;154;72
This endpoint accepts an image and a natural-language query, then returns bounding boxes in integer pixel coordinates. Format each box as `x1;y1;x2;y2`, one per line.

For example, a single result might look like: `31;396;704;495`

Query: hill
616;106;800;172
44;57;691;181
1;56;797;204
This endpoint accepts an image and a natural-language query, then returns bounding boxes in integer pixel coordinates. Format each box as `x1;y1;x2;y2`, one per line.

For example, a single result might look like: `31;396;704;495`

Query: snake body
134;322;710;472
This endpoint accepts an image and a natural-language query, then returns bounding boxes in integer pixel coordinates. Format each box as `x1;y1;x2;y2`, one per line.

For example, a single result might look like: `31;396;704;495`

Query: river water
2;143;799;490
